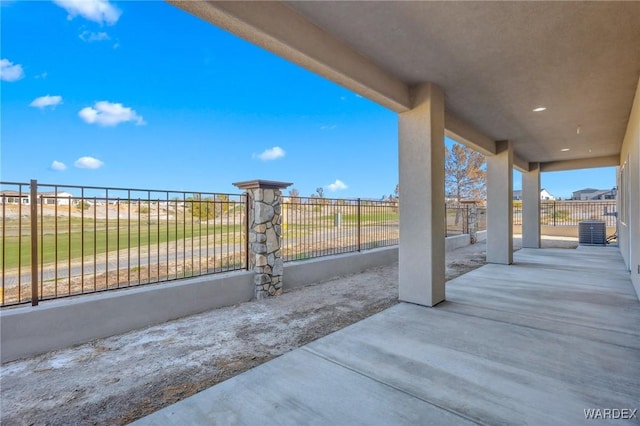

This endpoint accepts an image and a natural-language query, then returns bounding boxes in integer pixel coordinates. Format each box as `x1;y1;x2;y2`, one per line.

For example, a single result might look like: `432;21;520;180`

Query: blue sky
1;0;615;199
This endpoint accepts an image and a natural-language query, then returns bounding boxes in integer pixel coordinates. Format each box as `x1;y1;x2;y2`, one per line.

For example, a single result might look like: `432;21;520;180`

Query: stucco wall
284;246;398;291
619;76;640;299
445;234;470;251
513;225;616;239
1;272;255;363
1;247;398;363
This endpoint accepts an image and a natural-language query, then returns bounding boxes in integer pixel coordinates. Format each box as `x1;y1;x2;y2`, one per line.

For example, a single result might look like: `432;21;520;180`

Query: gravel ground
0;237;578;425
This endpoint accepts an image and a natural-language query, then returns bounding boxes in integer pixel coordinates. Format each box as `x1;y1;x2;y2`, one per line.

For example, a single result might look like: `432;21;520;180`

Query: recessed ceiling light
561;148;570;152
533;107;546;112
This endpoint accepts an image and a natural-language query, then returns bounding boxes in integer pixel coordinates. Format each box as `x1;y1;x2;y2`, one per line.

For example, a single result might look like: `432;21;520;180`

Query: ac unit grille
578;220;606;246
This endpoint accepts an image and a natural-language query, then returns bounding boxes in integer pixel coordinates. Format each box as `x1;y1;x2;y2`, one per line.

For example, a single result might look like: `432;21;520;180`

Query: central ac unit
578;220;606;246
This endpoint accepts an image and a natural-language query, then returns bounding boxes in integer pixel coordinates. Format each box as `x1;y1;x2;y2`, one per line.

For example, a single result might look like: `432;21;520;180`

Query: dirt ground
0;237;578;425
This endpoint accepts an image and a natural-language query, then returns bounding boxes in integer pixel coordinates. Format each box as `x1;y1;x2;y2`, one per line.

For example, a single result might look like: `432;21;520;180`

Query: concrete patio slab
134;247;640;425
130;347;475;426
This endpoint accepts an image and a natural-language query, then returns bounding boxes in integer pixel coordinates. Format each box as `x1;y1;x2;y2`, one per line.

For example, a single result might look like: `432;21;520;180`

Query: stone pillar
522;162;541;248
233;180;292;299
464;201;478;243
398;82;446;307
487;140;513;264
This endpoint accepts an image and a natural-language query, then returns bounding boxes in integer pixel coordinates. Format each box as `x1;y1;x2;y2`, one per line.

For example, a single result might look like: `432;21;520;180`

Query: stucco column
233;180;292;300
522;162;541;248
398;83;446;307
487;140;513;264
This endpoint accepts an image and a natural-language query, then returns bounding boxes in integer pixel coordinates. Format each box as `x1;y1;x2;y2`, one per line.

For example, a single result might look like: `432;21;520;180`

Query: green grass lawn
331;211;399;223
1;221;243;270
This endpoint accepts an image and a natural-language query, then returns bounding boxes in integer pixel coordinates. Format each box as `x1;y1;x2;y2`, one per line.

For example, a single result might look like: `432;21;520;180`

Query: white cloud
79;101;145;126
34;72;48;79
320;124;337;131
326;179;348;192
50;160;67;171
255;146;285;161
0;59;24;82
79;30;110;42
30;95;62;109
74;156;104;169
53;0;121;25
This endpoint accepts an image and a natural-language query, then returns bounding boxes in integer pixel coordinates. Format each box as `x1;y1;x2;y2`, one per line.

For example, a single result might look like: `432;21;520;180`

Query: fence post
30;179;39;306
233;180;292;299
553;201;557;226
357;198;361;251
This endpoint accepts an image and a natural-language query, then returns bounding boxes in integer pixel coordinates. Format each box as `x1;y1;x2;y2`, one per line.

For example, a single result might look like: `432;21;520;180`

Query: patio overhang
170;0;639;168
169;0;640;304
540;155;621;172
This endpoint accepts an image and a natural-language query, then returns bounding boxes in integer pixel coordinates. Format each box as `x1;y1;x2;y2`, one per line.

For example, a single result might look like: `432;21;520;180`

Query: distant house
39;191;73;206
513;189;555;201
540;189;555;200
571;188;616;200
0;190;74;206
0;190;29;205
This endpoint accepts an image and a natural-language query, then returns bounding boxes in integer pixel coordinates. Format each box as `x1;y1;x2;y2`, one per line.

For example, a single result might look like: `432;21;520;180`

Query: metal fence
444;204;487;235
513;200;617;227
2;180;494;307
477;207;487;231
1;181;246;307
281;197;399;261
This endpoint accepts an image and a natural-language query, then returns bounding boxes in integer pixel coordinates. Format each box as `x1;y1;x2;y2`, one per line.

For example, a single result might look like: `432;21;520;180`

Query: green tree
189;194;215;220
216;194;229;215
288;188;301;209
445;143;486;203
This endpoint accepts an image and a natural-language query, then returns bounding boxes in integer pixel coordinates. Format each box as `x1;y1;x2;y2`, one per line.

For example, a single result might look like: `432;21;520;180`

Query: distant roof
572;188;599;194
513;189;550;195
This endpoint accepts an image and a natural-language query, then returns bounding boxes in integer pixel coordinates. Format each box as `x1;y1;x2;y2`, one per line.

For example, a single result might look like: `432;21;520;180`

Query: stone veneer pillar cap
232;180;293;190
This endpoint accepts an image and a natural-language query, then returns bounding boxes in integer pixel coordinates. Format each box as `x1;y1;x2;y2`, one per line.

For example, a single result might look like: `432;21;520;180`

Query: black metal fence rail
281;197;399;262
477;208;487;232
513;200;617;227
445;205;469;236
2;180;500;307
1;180;246;307
444;204;488;235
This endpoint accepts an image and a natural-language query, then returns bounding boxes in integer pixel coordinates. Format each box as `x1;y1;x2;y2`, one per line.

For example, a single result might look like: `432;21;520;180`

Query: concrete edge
476;230;487;242
1;271;254;363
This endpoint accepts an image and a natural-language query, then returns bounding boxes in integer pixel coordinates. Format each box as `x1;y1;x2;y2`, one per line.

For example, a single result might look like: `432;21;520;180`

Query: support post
487;140;513;264
523;162;541;248
233;180;292;299
398;82;446;307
